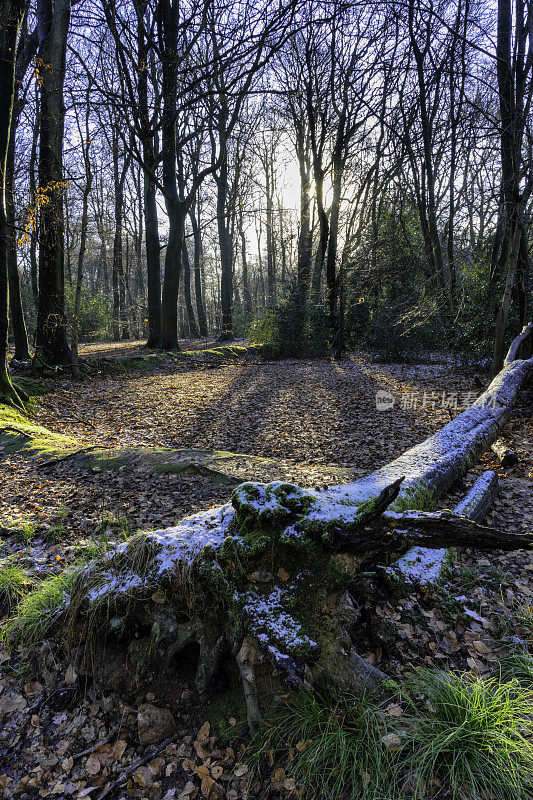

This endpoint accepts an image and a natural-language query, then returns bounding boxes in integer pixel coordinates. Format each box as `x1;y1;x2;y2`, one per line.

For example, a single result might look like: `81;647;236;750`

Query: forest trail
32;355;476;464
2;352;531;557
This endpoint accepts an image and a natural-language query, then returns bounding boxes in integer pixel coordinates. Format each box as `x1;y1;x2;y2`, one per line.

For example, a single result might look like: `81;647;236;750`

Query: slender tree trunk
135;0;161;348
311;168;328;297
6;110;29;360
181;239;199;337
325;155;343;336
112;254;120;341
29;94;39;309
265;153;275;308
493;0;518;372
296;140;312;300
238;211;252;315
215;100;233;341
189;204;208;337
119;233;130;340
71;151;91;370
0;0;26;407
35;0;72;365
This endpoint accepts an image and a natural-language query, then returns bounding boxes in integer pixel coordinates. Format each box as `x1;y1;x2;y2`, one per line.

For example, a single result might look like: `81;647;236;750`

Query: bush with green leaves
249;286;329;358
65;284;111;341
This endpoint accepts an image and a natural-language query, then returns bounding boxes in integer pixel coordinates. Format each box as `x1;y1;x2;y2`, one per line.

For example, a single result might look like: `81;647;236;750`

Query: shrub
398;670;533;799
65;285;111;341
249;286;329;358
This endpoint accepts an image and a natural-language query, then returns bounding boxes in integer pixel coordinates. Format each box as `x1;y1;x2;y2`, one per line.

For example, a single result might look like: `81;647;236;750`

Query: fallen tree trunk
4;325;533;728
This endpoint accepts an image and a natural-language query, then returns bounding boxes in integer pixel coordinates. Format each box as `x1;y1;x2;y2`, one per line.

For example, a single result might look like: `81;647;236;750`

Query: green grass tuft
0;559;30;611
498;653;533;688
516;602;533;644
392;483;438;512
1;569;78;650
248;690;390;800
397;670;533;799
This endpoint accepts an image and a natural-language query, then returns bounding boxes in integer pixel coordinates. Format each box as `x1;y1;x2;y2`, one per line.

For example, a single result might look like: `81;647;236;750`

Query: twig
96;734;179;800
36;446;98;469
71;727;120;761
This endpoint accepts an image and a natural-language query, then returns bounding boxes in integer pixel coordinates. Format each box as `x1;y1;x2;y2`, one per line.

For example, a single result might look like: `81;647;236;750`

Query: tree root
0;371;27;412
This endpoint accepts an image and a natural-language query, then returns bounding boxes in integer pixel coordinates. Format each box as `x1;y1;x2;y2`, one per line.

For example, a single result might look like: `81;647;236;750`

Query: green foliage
515;602;533;645
249;287;329;358
248;690;390;800
1;569;78;650
13;377;50;398
456;562;509;591
340;199;509;361
0;559;30;612
498;653;533;688
14;521;36;544
398;670;533;799
65;284;111;341
97;511;132;540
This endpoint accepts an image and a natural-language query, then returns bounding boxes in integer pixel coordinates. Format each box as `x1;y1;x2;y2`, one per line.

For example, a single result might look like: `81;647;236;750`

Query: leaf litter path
2;353;530;538
1;355;533;800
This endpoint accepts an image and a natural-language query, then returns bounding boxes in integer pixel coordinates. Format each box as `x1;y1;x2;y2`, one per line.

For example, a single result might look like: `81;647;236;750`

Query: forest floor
0;351;532;799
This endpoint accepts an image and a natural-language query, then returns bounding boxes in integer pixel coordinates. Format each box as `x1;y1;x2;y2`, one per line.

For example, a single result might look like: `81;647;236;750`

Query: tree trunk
0;0;26;408
189;204;208;338
29;94;39;310
159;0;183;351
181;239;199;338
6;112;29;360
215;104;234;342
71;91;93;372
238;211;252;316
161;198;185;350
35;0;72;365
296;138;312;300
112;145;130;342
135;0;161;349
265;153;275;309
311;168;328;297
325;153;343;348
144;178;161;347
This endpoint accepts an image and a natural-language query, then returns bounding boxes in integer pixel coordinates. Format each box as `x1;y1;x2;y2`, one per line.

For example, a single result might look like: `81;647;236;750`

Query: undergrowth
247;689;390;800
397;670;533;799
0;558;30;612
246;670;533;800
1;569;77;650
499;652;533;688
